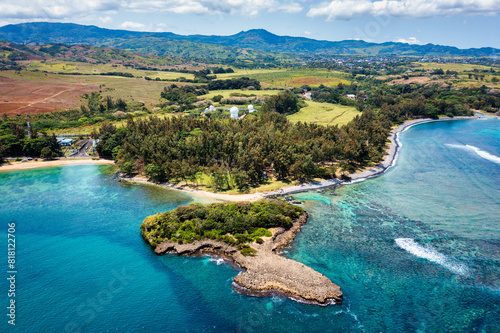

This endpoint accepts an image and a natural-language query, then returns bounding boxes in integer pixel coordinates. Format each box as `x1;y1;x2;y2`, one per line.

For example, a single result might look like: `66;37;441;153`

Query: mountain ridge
0;22;498;57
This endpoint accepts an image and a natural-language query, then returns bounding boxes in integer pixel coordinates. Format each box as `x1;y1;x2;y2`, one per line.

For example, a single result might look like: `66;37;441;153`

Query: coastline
1;116;478;198
0;158;115;172
122;116;479;200
343;115;479;184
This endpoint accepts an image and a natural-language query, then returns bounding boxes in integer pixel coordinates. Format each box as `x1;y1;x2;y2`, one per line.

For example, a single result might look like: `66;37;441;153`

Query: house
58;138;73;146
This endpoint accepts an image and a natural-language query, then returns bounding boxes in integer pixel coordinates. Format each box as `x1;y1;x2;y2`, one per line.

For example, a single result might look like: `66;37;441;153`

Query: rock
153;212;343;306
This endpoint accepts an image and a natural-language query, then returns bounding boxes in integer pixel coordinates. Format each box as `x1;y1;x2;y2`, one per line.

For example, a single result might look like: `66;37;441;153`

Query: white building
230;106;239;119
248;104;255;113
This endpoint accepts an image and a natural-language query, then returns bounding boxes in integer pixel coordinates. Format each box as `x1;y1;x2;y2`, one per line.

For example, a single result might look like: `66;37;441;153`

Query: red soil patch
0;75;99;116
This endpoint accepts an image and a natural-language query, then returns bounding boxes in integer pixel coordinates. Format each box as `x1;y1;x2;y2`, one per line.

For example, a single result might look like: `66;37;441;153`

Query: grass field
287;101;359;126
24;60;196;80
216;68;351;88
415;62;499;72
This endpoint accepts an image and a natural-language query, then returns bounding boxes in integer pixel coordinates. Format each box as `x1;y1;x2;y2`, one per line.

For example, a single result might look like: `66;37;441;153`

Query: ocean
1;117;499;332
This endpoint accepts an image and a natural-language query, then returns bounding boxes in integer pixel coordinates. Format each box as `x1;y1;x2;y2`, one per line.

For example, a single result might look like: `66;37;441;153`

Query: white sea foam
208;257;225;265
444;143;467;149
395;238;469;276
465;145;500;165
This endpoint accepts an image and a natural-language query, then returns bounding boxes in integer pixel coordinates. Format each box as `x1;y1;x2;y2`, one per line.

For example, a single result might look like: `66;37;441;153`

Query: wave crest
465;145;500;165
395;238;469;276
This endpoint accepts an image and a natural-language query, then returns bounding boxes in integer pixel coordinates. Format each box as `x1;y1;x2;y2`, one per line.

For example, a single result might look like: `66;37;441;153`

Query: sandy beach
1;116;478;199
0;158;115;172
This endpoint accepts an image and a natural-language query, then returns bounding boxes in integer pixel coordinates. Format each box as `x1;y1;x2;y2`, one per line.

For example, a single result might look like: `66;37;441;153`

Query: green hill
0;22;498;58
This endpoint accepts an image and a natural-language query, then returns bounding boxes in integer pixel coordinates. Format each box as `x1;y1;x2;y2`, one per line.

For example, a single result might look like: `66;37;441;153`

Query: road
74;139;93;157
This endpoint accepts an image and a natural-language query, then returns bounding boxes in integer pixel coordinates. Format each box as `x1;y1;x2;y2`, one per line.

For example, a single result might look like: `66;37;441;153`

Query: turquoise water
1;118;499;332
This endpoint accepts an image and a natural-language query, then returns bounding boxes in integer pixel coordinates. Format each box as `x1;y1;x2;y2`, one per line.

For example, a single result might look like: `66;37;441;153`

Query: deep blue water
1;118;499;332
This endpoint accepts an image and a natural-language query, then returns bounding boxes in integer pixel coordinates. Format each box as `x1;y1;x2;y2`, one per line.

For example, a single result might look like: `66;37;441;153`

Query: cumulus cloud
118;21;146;30
125;0;303;16
396;36;421;44
99;16;113;24
0;0;120;19
308;0;500;20
0;0;302;20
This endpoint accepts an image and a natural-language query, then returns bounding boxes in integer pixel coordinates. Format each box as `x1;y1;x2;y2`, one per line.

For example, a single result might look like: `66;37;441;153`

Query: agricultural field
287;101;359;126
0;71;99;116
0;70;177;115
216;68;350;88
23;60;196;80
414;62;499;73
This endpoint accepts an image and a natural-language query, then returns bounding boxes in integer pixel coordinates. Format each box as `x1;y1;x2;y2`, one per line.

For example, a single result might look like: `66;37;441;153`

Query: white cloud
155;23;169;32
304;30;311;35
308;0;500;20
0;0;303;20
99;16;113;24
396;36;421;44
118;21;146;30
276;2;303;14
125;0;303;15
0;0;120;19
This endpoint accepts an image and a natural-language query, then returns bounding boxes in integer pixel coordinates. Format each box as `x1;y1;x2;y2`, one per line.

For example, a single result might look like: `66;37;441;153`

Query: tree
145;164;166;182
116;98;127;111
40;147;53;160
261;91;300;115
120;161;134;175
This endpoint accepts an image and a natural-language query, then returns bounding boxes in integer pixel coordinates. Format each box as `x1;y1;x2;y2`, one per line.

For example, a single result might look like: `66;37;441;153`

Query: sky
0;0;499;49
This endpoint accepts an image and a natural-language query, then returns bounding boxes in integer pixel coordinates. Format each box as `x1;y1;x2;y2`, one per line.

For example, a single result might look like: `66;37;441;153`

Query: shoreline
122;116;478;200
1;116;478;199
0;158;115;172
342;115;479;184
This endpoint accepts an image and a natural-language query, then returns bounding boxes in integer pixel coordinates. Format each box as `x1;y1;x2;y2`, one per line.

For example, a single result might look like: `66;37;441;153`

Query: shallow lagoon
1;118;499;332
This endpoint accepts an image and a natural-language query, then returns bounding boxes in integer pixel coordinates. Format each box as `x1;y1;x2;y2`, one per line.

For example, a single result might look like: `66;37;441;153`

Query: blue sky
0;0;499;49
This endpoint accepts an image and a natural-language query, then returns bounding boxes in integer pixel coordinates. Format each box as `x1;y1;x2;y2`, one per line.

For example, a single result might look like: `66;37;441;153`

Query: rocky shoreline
153;212;343;306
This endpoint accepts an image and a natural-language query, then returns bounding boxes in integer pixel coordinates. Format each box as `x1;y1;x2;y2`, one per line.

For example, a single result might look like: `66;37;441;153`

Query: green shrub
241;247;257;256
251;228;272;238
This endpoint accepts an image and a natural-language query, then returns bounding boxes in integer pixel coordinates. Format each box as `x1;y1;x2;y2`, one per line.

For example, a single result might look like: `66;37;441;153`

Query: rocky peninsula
141;199;342;306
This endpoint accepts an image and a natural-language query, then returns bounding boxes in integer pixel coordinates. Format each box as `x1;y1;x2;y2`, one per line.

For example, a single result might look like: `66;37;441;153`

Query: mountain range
0;22;498;58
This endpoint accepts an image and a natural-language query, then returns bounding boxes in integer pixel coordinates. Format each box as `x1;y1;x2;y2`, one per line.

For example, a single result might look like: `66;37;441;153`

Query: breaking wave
395;238;469;276
465;145;500;165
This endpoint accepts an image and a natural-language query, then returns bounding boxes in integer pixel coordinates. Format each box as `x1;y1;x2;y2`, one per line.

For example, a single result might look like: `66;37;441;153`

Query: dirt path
329;110;347;123
12;88;75;113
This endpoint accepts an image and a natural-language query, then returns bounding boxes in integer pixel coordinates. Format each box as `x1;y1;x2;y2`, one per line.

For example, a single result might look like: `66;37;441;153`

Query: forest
0;115;61;159
97;100;385;189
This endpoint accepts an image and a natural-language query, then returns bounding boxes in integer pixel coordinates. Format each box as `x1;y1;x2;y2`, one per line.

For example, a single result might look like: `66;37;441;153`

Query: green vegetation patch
287;101;359;126
140;199;303;252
